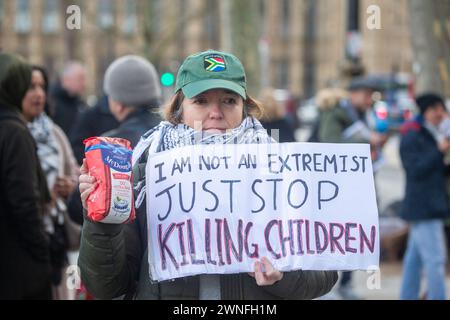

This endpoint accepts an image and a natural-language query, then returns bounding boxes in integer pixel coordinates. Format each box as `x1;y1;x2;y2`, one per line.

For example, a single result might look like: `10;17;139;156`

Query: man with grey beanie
102;55;162;147
67;56;162;226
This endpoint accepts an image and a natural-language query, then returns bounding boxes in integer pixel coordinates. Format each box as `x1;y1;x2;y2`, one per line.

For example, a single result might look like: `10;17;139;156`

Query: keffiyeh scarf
133;116;275;208
27;113;60;190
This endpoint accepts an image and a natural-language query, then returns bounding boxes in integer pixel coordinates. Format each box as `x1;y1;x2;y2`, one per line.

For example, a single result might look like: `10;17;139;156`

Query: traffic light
161;72;175;87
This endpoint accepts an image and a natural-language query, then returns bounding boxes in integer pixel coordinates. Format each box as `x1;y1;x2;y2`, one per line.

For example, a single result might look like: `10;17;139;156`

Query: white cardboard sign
145;142;379;282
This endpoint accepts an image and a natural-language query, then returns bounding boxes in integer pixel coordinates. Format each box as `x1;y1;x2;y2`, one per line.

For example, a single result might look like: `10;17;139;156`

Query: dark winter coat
260;118;296;143
0;53;51;299
49;82;88;139
103;107;161;147
399;118;450;221
69;95;119;165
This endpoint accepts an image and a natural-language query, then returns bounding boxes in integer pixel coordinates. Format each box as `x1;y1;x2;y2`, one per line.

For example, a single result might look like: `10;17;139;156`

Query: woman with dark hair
21;65;80;299
0;53;52;299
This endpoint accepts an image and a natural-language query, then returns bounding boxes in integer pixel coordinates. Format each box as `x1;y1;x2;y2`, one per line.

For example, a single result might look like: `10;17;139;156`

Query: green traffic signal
161;72;175;87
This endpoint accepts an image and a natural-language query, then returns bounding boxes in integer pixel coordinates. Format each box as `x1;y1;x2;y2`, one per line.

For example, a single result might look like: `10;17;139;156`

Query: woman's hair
259;88;285;122
31;65;53;117
162;90;264;124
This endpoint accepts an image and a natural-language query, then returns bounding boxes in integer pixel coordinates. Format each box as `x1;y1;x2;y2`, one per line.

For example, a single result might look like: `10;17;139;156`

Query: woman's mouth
204;128;226;134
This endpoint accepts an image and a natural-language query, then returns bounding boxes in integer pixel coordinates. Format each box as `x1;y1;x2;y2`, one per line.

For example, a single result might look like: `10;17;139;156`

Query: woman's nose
209;102;223;119
36;87;45;99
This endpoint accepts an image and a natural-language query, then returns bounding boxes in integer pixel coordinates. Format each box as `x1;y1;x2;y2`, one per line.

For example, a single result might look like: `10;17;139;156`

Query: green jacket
79;210;338;300
317;98;370;144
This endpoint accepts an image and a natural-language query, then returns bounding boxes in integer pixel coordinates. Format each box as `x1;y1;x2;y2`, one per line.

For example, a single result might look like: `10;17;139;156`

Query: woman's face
22;70;46;122
181;89;244;134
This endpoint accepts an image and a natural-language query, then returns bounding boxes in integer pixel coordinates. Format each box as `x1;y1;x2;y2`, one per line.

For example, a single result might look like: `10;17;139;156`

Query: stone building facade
0;0;413;99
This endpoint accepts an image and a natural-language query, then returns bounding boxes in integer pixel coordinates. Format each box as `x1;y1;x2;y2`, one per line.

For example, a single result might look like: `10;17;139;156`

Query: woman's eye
223;98;237;105
193;98;207;105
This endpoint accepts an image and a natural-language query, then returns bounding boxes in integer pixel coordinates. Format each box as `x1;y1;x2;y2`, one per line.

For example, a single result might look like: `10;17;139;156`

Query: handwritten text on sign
145;143;379;281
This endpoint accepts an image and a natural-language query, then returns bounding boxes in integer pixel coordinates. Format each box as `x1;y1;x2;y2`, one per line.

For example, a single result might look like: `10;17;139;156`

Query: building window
281;0;290;38
279;59;289;89
346;0;361;61
347;0;359;31
42;0;60;34
176;0;187;56
122;0;137;35
0;0;4;31
259;0;265;17
98;0;114;30
204;0;219;49
259;0;266;34
15;0;31;34
149;0;162;35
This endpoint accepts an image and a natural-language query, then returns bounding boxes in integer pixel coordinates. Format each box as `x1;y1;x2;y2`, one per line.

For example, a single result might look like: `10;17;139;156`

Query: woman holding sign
78;50;338;300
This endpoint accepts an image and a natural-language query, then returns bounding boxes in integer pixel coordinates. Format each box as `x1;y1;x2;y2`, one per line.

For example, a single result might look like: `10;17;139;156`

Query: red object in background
376;107;388;120
84;137;135;224
75;282;95;300
403;109;413;120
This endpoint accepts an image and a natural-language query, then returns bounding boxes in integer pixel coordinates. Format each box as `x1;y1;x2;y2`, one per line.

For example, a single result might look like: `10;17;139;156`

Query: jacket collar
0;104;26;125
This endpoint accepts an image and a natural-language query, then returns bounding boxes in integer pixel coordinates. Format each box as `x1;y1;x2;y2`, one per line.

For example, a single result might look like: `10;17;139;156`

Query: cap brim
182;79;246;99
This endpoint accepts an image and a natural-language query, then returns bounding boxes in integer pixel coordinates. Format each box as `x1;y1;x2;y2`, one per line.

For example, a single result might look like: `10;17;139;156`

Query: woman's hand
248;257;283;286
53;176;76;199
79;159;97;210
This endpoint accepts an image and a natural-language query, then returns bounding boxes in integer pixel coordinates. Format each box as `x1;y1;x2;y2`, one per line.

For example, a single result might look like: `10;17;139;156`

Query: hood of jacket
0;53;31;113
316;88;348;111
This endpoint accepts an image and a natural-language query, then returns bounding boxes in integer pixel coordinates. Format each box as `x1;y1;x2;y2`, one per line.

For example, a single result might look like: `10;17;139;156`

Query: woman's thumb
80;158;88;175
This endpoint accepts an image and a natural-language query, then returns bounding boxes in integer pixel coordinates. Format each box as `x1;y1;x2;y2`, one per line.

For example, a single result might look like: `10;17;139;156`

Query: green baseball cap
175;50;247;99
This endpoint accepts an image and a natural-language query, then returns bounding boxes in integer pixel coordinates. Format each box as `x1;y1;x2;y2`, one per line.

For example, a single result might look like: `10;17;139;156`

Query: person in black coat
69;95;120;165
68;55;162;225
399;93;450;300
0;53;52;299
259;88;296;142
49;62;88;138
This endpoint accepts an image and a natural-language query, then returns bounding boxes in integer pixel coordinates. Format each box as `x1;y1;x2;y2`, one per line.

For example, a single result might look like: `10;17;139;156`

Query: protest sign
145;142;379;282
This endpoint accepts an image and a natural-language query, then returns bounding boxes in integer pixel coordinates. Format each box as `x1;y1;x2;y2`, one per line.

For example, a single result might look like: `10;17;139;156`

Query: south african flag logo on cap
204;54;226;72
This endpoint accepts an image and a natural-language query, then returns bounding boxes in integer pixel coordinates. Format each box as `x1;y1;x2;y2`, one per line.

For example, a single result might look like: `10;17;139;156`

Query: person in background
0;53;52;299
399;93;450;300
67;55;162;226
102;55;162;146
259;88;296;142
70;94;119;166
311;81;388;299
309;87;351;143
313;79;387;146
49;62;88;138
439;110;450;255
21;65;79;299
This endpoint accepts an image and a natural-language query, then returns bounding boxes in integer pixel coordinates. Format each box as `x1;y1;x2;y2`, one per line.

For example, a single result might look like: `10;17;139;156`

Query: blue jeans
400;219;447;300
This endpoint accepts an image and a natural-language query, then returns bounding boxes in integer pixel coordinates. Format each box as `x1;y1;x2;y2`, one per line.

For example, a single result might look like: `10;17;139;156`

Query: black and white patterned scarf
132;116;275;208
27;113;60;190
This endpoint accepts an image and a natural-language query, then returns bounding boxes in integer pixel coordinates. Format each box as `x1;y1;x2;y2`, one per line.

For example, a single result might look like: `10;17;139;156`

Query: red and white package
84;137;135;224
